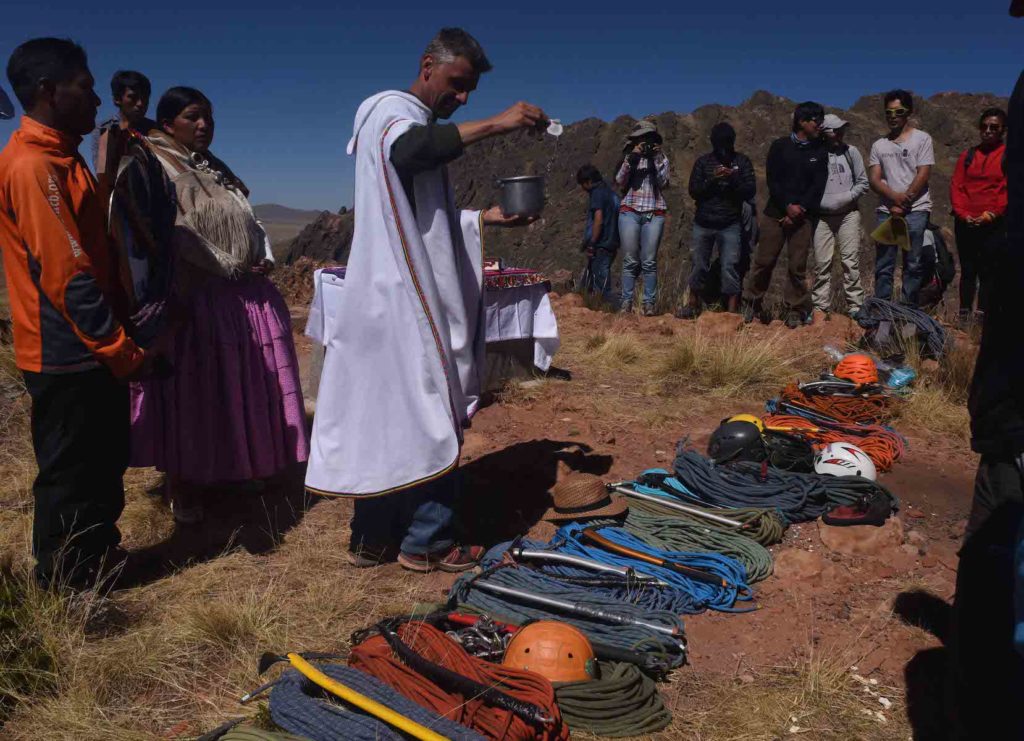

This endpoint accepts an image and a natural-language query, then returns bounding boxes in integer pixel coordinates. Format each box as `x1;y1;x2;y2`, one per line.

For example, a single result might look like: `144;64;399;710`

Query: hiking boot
618;302;633;314
741;300;757;324
674;305;700;320
347;542;398;568
642;304;656;317
398;544;485;573
785;310;802;329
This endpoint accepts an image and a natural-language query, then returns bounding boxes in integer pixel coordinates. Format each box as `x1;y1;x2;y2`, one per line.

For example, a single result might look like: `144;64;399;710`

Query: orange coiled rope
779;384;899;425
764;414;906;472
349;621;569;741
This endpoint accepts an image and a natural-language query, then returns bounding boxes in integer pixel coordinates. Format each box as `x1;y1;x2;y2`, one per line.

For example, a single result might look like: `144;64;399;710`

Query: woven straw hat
543;474;628;523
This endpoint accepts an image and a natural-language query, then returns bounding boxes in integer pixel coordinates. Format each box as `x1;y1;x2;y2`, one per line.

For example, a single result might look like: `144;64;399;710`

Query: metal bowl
496;175;545;218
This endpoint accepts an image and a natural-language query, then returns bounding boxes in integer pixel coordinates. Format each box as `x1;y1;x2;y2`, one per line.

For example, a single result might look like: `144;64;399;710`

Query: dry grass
657;330;813;399
669;647;909;740
899;386;971;442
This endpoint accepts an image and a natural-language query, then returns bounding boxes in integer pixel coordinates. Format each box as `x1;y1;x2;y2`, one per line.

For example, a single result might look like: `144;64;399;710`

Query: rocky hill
284;90;1007;305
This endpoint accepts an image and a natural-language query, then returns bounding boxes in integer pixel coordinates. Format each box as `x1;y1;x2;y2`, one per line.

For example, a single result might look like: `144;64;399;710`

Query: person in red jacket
1;38;159;589
950;107;1008;323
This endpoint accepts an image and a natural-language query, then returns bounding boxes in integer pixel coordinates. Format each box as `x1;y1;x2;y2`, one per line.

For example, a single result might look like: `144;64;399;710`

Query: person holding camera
615;120;670;316
742;102;829;328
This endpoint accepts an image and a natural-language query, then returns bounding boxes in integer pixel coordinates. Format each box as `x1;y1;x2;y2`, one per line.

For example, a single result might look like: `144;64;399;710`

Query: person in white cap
812;113;868;318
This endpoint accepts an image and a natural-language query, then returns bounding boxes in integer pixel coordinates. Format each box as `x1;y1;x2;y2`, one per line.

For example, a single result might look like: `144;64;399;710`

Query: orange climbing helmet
502;621;597;683
833;353;879;386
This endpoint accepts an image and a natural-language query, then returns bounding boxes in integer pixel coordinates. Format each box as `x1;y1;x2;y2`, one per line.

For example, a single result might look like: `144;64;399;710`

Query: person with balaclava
679;122;756;317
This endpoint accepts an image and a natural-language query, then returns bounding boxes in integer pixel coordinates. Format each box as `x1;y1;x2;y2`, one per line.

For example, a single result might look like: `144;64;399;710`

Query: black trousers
23;368;129;587
947;454;1024;739
954;218;1004;314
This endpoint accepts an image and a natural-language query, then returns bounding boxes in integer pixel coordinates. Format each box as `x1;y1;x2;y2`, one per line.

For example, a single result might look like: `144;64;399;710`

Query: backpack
929;223;955;289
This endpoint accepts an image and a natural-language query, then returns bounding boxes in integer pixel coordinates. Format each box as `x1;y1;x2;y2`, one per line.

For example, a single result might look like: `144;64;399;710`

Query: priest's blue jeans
350;470;457;555
873;210;929;306
619;210;665;308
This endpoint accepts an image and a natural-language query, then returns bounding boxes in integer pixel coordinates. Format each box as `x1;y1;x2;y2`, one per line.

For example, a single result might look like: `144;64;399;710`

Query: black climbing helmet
763;430;816;472
707;420;767;464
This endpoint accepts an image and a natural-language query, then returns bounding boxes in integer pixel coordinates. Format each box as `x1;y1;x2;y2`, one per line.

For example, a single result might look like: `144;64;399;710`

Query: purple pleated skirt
130;274;310;483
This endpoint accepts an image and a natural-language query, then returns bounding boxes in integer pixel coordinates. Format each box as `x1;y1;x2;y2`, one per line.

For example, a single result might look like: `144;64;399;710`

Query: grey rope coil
269;664;485;741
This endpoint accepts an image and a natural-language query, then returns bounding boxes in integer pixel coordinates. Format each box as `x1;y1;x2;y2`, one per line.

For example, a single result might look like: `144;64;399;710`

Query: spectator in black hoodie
742;101;828;328
678;122;756;318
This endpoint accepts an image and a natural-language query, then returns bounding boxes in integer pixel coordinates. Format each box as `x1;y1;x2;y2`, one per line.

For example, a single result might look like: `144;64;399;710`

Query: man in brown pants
742;102;828;328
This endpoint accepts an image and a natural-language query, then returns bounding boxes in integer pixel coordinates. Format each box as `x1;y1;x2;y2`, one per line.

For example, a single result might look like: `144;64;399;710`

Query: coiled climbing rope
552;523;755;612
779;383;898;425
449;559;688;666
763;412;906;471
667;448;895;523
857;296;948;359
624;474;788;546
617;502;775;583
348;622;568;741
554;661;672;738
269;663;485;741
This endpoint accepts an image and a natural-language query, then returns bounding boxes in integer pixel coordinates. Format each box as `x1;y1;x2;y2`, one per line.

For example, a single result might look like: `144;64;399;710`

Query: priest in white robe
305;28;547;573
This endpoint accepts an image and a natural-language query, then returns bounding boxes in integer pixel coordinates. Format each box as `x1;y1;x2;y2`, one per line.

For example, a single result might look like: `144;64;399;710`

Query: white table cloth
305;267;560;371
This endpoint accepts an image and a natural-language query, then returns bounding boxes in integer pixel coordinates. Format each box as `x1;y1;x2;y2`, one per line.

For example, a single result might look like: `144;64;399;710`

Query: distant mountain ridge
253;204;325;224
282;90;1008;304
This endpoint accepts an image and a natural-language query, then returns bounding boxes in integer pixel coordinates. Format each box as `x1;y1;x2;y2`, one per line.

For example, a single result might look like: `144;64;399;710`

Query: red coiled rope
779;384;899;425
764;413;906;472
349;621;569;741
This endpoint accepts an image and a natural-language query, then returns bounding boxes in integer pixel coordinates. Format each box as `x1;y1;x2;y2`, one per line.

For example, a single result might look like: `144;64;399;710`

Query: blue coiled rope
269;664;485;741
449;547;687;667
551;523;755;613
490;537;714;614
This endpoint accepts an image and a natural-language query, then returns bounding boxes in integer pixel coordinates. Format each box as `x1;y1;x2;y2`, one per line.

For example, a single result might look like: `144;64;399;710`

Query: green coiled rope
620;503;776;583
554;661;672;738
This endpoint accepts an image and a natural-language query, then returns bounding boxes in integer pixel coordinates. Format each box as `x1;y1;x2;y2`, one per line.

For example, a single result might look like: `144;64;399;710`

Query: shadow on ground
459;438;613;547
894;588;951;740
121;463;315;587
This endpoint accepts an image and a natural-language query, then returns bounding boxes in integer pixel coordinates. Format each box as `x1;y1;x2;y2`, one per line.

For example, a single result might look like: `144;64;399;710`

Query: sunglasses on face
981;124;1003;132
885;108;910;118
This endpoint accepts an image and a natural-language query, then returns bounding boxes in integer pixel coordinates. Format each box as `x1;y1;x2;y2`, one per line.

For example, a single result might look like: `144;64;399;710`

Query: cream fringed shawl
145;131;269;278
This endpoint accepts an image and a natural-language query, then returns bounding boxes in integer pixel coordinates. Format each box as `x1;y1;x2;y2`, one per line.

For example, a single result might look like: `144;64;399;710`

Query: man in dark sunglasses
950;107;1007;324
867;89;934;306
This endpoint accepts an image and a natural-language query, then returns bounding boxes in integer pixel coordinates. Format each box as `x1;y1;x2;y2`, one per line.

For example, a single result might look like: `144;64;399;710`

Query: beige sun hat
543;474;628;523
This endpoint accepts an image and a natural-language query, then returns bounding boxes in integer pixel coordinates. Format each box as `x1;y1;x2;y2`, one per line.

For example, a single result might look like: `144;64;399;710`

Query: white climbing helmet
814;443;877;481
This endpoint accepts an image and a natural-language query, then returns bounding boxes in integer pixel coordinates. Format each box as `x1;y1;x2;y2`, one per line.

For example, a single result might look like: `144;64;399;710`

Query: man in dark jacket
678;122;755;317
742;102;828;328
948;48;1024;738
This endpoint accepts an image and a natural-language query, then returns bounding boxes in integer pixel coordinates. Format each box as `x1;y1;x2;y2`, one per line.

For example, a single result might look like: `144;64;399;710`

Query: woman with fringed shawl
125;87;308;522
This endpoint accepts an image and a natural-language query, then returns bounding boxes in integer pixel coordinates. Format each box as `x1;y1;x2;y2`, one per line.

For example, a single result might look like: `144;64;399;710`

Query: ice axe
580;527;730;589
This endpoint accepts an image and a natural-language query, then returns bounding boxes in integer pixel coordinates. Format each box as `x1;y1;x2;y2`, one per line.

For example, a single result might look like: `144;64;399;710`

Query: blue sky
2;0;1021;211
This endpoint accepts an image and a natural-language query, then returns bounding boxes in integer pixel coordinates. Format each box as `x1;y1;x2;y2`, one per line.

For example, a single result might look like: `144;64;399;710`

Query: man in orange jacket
1;38;157;589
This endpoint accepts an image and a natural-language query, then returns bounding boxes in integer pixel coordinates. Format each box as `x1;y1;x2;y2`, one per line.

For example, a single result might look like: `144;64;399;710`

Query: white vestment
304;91;484;496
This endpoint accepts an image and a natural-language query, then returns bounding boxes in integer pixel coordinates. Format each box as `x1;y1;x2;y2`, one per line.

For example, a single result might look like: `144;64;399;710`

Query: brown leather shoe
398;544;485;573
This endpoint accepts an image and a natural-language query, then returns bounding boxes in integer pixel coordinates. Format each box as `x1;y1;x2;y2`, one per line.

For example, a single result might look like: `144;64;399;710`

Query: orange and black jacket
0;116;144;377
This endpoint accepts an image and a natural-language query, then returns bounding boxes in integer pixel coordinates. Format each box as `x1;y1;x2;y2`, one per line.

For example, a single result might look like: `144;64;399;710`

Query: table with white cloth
303;266;560;401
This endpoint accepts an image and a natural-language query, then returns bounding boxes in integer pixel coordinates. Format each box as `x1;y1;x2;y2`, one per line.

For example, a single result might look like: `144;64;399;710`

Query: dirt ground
0;288;976;740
